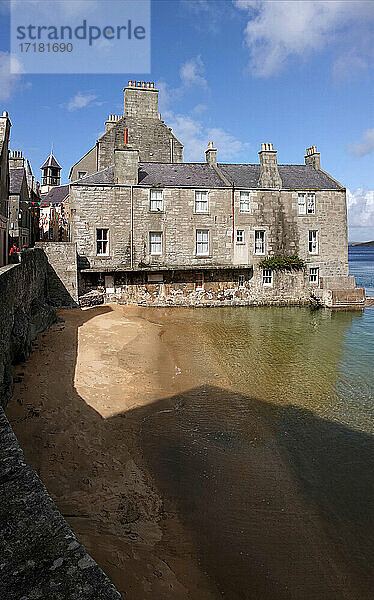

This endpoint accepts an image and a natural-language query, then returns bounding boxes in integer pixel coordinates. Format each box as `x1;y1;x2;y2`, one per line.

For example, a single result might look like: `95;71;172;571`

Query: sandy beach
6;304;374;600
6;305;219;600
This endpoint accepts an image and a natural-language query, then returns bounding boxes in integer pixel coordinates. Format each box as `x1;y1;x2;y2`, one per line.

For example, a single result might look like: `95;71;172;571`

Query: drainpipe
232;181;235;243
130;185;134;269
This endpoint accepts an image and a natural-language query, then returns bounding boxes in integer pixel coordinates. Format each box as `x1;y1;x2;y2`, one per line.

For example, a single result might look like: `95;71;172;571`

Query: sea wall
0;248;123;599
0;249;57;408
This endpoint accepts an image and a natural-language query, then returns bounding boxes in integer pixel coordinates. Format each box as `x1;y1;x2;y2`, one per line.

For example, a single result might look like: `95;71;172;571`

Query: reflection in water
138;306;374;600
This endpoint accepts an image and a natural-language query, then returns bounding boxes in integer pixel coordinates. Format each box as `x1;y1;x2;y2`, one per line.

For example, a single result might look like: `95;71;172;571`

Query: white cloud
180;56;207;88
347;189;374;228
0;51;25;102
157;56;208;108
235;1;374;77
347;129;374;157
164;110;247;162
64;92;99;112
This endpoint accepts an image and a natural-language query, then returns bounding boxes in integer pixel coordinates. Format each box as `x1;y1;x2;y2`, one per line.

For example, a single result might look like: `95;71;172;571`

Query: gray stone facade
67;83;363;308
70;81;183;183
0;111;11;266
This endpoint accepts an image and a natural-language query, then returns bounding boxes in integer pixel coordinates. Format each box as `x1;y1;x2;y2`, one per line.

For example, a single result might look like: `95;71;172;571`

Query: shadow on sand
6;306;374;600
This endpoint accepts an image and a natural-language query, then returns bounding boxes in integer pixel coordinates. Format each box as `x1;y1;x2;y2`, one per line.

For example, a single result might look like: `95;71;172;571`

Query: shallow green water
139;305;374;600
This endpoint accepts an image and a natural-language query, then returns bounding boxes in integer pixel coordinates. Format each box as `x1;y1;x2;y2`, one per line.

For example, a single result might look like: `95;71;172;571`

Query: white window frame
196;229;209;256
236;229;245;244
195;272;204;291
96;228;109;256
238;274;245;288
194;190;209;214
239;191;250;213
307;193;316;215
78;171;87;179
149;231;163;255
254;230;265;255
298;192;316;215
309;267;319;284
308;230;318;254
298;193;306;215
262;269;273;286
150;189;163;212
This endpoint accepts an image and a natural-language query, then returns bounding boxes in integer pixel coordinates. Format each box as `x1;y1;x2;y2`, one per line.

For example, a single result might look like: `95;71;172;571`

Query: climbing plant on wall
258;255;306;271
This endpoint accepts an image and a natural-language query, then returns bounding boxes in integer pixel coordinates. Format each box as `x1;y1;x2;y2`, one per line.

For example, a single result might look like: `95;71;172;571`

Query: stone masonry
67;81;364;309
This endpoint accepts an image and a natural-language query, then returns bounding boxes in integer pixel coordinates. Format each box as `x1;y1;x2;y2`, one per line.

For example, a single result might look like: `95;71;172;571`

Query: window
195;190;208;213
239;191;250;213
195;272;204;290
78;171;87;179
150;232;162;255
309;267;319;284
254;230;265;255
238;274;245;288
150;189;163;211
308;230;318;254
298;193;306;215
236;229;245;244
147;273;164;283
298;192;316;215
307;193;316;214
96;228;109;255
262;269;273;285
196;229;209;255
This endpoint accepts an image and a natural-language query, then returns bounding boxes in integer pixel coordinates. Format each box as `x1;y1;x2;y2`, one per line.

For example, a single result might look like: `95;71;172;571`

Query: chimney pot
205;142;217;166
258;142;281;188
305;145;320;169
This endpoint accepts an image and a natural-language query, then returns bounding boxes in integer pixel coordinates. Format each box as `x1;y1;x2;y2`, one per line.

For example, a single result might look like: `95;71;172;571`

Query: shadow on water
6;306;374;600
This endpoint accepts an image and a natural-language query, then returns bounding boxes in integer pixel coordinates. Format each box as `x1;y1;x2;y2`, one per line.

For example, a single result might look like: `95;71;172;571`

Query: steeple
40;151;61;193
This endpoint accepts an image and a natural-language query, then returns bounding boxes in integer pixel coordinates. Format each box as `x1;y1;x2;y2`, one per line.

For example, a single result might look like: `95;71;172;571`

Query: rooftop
40;184;69;206
73;162;343;190
9;168;25;195
41;153;62;170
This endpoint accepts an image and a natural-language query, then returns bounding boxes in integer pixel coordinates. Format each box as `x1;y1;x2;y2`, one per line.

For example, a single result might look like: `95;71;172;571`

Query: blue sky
1;0;374;241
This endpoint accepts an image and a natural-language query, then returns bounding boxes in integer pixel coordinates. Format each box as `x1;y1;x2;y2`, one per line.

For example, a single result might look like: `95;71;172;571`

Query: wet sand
6;305;374;599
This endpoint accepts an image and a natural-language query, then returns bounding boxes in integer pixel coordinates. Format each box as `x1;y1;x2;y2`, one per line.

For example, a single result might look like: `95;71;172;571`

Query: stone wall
71;183;350;295
0;250;56;408
98;116;183;168
79;267;312;307
36;242;79;306
70;145;98;183
0;248;123;599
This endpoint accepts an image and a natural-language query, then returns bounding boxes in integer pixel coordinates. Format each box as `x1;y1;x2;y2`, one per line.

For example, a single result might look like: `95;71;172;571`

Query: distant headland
349;240;374;247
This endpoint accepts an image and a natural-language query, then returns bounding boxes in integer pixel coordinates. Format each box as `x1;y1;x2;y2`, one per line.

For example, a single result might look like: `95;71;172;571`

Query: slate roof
40;184;69;206
41;153;62;170
218;163;342;190
138;163;225;187
9;168;25;194
73;162;343;190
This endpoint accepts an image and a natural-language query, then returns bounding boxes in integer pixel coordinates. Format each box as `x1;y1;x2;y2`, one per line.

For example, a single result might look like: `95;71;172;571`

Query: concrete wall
35;242;79;306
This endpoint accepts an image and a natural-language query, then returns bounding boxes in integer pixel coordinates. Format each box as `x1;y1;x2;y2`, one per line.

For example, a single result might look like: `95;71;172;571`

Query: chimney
0;110;11;145
105;114;122;133
258;142;282;188
205;141;217;166
9;150;24;169
305;145;320;169
123;81;158;118
114;147;139;185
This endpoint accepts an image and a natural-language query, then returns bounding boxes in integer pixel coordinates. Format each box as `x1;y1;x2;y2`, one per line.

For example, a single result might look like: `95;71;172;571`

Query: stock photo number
19;43;73;52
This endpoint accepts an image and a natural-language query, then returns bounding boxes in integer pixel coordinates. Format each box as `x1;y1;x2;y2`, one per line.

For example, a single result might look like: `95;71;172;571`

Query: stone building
68;82;363;308
40;153;69;241
8;151;41;249
69;81;183;183
0;111;11;266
